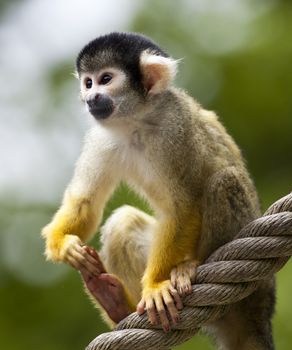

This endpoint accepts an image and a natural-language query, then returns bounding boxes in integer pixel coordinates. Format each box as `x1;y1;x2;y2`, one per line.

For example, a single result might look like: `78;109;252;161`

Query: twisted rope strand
86;192;292;350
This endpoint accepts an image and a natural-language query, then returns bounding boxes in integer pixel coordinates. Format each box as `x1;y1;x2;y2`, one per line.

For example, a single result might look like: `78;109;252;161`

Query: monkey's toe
176;276;192;297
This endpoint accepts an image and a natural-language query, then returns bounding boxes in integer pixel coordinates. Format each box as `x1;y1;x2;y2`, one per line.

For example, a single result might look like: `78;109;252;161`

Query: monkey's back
191;104;260;260
161;88;261;260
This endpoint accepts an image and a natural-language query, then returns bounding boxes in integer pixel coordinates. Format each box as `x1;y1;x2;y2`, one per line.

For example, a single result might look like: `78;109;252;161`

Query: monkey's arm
137;213;199;331
42;129;120;274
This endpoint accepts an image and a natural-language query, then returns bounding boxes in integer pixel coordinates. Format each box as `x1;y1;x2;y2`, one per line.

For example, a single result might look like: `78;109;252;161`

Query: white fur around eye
100;68;126;91
78;68;126;98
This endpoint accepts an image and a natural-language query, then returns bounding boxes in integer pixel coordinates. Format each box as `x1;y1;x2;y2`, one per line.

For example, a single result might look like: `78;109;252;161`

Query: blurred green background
0;0;291;349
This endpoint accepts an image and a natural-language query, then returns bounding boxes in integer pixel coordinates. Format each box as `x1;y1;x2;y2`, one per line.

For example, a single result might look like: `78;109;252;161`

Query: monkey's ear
140;51;178;95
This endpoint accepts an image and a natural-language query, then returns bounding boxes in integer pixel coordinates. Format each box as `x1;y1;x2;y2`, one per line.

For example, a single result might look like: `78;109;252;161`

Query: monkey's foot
170;260;198;296
62;235;102;276
80;247;133;324
136;280;183;332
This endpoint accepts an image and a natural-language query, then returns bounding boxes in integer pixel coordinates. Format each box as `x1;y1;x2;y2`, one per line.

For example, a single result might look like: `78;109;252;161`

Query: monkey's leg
85;205;156;327
200;166;274;350
100;205;157;303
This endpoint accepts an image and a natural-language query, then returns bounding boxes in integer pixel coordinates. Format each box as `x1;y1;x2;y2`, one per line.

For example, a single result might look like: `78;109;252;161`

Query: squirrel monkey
42;32;275;348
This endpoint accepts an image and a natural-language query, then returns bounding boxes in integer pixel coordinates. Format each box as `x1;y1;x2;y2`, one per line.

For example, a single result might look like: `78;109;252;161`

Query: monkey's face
77;33;178;123
79;67;132;120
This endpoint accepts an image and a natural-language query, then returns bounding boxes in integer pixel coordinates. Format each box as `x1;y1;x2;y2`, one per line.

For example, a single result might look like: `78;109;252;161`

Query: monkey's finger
145;298;158;326
84;246;98;258
170;268;177;288
183;279;192;296
66;252;88;272
182;276;193;295
162;290;179;324
73;244;102;265
74;244;103;270
169;286;183;310
67;248;100;276
67;247;90;267
79;267;92;284
83;260;102;276
73;245;100;268
83;246;106;273
176;274;189;296
185;283;192;296
137;299;146;315
154;295;170;332
79;266;90;279
185;260;198;282
65;254;81;270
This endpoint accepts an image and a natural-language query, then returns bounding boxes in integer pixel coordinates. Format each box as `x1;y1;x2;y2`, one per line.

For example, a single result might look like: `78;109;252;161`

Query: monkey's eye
99;73;112;85
85;78;93;89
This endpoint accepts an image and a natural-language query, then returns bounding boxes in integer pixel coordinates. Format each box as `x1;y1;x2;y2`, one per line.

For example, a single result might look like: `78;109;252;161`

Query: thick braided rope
87;192;292;350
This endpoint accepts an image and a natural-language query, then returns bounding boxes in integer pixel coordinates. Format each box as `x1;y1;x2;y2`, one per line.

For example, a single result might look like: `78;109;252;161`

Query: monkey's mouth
87;95;115;120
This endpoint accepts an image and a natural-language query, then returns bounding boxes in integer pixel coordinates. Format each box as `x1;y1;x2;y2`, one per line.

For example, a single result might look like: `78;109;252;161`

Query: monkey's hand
43;223;101;276
170;260;198;296
61;235;102;276
80;247;133;323
137;280;183;332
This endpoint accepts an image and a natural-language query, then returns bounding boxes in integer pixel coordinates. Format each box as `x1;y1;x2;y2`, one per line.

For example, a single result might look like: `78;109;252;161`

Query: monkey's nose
86;93;114;120
86;94;101;108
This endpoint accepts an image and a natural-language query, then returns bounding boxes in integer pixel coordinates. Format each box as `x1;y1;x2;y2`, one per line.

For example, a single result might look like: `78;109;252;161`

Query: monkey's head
76;32;178;121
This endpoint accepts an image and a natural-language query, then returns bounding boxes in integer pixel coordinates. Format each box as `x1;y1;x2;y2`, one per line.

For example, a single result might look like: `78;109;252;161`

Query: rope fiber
86;192;292;350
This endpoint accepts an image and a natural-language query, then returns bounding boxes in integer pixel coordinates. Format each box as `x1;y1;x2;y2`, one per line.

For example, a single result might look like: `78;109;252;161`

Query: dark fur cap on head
76;32;169;90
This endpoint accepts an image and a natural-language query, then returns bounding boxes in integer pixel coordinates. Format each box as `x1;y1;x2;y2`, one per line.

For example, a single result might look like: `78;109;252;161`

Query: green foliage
0;0;21;17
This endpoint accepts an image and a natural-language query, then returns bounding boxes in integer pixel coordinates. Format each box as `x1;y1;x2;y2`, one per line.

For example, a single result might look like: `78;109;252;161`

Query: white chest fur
95;123;172;215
